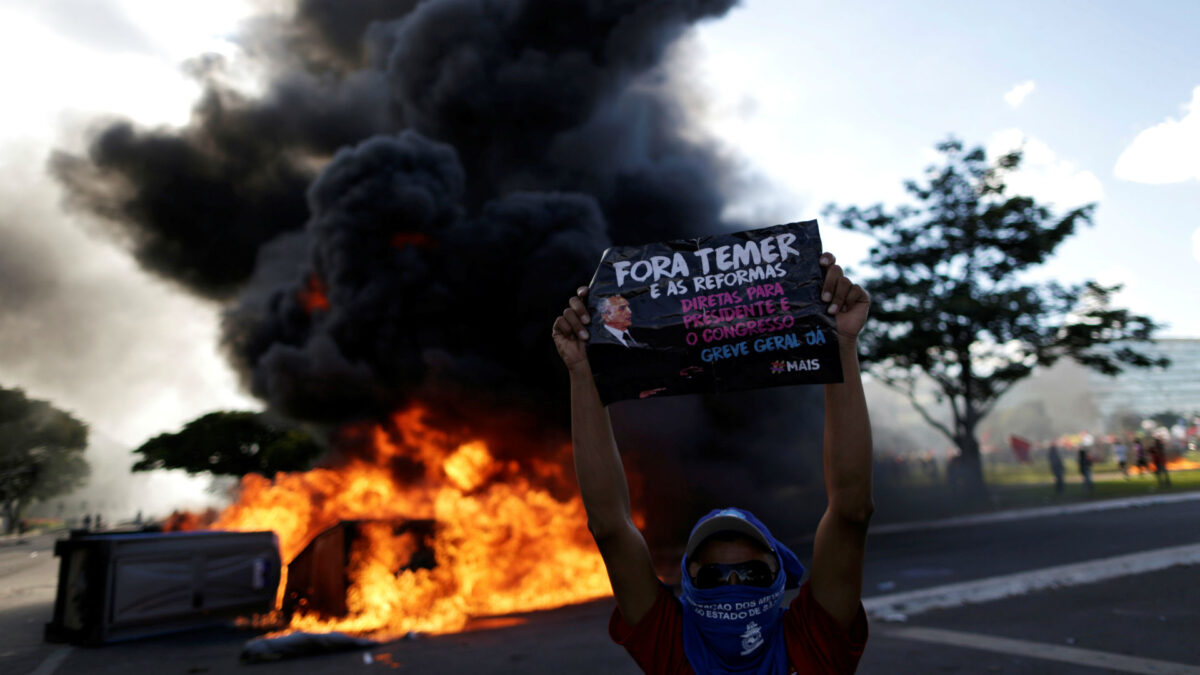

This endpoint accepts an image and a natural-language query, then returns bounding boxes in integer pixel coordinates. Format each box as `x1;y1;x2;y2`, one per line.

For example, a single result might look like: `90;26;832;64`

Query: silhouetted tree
133;411;324;477
0;386;89;533
1148;411;1185;429
826;138;1167;503
1104;408;1146;437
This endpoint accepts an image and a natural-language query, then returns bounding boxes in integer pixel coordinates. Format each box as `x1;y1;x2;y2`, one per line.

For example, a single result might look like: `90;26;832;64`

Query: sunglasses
692;560;776;589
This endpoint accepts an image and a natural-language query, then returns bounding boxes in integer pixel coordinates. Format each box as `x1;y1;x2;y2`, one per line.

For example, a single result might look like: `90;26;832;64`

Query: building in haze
975;338;1200;446
1085;339;1200;420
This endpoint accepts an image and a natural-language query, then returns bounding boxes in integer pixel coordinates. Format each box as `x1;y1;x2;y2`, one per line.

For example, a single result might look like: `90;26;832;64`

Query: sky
0;0;1196;514
689;1;1200;317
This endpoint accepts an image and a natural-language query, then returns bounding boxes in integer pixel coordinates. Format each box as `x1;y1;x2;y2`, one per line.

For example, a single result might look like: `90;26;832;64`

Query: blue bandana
679;508;806;675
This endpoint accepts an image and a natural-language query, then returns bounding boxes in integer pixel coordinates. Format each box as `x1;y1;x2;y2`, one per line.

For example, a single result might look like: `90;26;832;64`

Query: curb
868;490;1200;538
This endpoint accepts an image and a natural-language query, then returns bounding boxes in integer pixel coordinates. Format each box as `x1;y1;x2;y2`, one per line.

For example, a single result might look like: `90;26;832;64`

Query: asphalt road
0;533;61;675
4;492;1199;674
864;563;1200;673
858;493;1200;597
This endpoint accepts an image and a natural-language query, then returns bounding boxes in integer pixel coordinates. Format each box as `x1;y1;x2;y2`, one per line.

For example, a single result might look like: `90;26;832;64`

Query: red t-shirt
609;581;868;674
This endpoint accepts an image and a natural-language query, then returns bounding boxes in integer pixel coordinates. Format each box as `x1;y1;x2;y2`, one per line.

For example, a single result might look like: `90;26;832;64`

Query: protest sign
585;220;843;404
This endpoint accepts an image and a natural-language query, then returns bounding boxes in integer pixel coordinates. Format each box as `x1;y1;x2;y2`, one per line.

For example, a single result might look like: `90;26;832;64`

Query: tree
132;411;324;477
826;138;1168;502
1104;408;1146;437
0;386;90;533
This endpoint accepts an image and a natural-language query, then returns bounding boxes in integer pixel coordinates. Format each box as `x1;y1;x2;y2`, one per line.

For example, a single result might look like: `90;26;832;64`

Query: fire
209;406;611;638
163;507;218;532
1130;456;1200;474
297;273;331;313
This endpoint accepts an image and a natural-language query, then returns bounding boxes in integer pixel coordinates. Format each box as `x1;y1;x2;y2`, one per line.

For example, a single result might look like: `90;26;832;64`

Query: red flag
1009;435;1032;463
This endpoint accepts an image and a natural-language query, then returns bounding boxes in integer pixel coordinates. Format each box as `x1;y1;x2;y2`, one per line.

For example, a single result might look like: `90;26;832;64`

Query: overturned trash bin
45;530;281;645
283;519;435;619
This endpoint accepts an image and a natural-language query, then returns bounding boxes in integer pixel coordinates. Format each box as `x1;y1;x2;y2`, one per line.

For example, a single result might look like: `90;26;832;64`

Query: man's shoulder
610;583;680;642
782;581;869;672
609;585;692;675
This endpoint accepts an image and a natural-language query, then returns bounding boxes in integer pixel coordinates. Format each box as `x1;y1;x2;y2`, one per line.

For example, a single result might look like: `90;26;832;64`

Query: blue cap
684;507;807;589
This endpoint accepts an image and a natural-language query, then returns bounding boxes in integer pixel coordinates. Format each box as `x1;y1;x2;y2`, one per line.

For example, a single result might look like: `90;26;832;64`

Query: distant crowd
1046;432;1182;495
871;426;1195;498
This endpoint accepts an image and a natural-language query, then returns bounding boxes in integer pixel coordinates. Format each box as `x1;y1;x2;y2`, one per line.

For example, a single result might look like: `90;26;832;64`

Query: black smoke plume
54;0;830;542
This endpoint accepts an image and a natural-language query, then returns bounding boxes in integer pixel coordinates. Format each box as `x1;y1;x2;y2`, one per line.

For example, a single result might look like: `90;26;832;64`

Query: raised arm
553;286;660;626
808;253;874;629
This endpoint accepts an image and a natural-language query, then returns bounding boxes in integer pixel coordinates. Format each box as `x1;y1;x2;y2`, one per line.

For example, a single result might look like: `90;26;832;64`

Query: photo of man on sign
595;295;644;348
584;220;843;405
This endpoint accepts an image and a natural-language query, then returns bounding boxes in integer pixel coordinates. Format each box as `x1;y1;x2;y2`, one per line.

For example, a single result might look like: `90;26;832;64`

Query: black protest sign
585;220;843;404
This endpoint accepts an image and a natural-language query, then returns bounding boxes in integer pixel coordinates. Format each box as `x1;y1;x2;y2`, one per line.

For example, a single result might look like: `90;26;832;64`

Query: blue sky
691;1;1200;338
0;0;1195;461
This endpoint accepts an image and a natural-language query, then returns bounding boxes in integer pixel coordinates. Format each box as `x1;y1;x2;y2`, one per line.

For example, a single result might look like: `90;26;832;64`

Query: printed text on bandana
688;588;784;622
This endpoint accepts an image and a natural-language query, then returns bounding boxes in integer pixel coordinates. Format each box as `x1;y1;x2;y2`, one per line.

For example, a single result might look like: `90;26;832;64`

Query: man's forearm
823;339;874;522
569;366;634;539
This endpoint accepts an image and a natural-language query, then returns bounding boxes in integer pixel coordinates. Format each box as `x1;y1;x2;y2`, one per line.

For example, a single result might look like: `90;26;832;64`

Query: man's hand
819;252;870;341
552;286;592;372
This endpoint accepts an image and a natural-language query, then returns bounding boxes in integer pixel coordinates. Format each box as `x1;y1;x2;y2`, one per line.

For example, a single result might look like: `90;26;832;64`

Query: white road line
877;626;1200;675
865;542;1200;619
28;646;73;675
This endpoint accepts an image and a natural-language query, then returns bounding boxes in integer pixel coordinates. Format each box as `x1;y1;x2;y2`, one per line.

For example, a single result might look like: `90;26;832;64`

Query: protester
1077;444;1094;495
1047;444;1065;496
552;252;871;673
1112;439;1129;478
1149;437;1171;488
1133;439;1149;476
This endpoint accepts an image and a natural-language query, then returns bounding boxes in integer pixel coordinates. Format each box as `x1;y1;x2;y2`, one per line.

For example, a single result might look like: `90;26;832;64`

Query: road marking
865;542;1200;619
29;646;73;675
877;626;1200;675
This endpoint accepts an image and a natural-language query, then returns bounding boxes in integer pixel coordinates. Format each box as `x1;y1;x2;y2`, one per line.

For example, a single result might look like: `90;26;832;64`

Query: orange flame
209;406;611;638
297;274;331;313
163;507;218;532
1130;456;1200;474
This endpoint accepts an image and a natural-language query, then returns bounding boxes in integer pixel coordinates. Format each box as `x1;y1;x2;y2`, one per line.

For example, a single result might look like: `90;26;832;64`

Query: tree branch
874;375;957;443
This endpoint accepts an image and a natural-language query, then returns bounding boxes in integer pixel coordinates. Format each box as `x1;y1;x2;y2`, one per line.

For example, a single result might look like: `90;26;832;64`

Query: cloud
1193;226;1200;263
27;0;156;55
988;129;1103;208
1004;80;1036;108
1114;86;1200;184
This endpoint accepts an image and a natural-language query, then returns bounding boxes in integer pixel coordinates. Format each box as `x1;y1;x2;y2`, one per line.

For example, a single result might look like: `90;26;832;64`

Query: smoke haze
27;0;846;540
55;0;745;425
0;141;258;520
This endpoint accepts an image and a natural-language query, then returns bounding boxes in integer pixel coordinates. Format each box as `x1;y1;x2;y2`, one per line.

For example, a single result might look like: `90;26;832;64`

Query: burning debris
283;519;436;620
193;407;610;639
